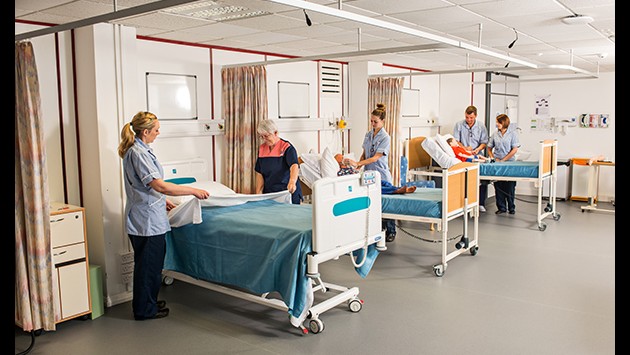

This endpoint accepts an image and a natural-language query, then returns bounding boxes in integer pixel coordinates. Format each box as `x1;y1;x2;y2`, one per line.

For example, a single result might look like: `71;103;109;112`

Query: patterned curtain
15;41;57;332
221;65;268;193
368;77;405;185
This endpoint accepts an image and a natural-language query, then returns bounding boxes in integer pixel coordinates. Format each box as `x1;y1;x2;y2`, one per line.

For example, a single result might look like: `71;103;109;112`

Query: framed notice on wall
278;81;310;118
146;72;198;120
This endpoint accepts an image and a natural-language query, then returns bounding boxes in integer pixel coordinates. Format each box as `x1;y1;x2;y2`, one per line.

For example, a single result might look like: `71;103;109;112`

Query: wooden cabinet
50;203;91;323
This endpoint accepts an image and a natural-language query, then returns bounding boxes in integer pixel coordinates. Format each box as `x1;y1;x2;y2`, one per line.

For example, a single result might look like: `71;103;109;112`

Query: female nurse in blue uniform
344;103;399;242
118;111;210;320
255;119;302;204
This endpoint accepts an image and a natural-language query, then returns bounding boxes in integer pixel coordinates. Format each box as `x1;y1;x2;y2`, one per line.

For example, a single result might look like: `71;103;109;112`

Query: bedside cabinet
50;203;92;322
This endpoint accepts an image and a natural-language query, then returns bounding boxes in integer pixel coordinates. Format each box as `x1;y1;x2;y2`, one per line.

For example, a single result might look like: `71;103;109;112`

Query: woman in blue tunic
255;119;303;204
344;103;404;242
118;111;210;320
487;113;520;215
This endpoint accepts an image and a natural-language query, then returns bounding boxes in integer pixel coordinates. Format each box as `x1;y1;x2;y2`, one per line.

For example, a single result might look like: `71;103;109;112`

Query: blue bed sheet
479;161;539;178
382;188;443;218
164;199;378;320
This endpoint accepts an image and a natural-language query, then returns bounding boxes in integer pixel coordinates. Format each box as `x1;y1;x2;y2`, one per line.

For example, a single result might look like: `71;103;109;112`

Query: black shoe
153;308;169;319
386;233;396;242
157;300;167;310
495;210;506;215
134;308;169;320
508;210;515;215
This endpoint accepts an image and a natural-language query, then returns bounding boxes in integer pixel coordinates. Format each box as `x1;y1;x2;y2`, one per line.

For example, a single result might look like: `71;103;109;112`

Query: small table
581;160;615;214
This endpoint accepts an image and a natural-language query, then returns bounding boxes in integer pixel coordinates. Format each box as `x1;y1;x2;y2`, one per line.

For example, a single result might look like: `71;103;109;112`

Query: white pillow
435;133;456;158
320;147;340;178
421;136;461;169
168;180;236;205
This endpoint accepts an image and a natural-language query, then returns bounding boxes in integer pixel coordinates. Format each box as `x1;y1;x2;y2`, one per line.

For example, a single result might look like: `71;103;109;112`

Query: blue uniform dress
361;128;397;236
488;127;520;213
122;137;170;320
454;119;490;207
255;138;302;204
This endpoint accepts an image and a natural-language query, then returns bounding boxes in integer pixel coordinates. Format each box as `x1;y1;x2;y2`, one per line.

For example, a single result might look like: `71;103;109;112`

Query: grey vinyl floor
15;197;615;355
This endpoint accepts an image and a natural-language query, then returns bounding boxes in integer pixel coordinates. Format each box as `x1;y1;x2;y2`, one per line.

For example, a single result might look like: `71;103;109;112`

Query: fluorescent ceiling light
163;0;270;21
561;15;594;25
268;0;538;69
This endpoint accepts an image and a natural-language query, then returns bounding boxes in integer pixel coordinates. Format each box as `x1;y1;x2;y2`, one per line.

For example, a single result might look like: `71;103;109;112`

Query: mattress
479;161;539;178
382;188;443;218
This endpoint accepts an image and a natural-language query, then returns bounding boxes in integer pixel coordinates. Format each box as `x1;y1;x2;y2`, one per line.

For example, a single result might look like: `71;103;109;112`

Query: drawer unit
50;203;92;323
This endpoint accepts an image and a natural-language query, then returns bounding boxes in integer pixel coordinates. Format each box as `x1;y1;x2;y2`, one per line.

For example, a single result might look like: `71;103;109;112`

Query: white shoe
479;205;486;212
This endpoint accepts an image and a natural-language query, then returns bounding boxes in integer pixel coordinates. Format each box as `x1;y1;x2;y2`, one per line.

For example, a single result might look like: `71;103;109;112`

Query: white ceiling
15;0;615;78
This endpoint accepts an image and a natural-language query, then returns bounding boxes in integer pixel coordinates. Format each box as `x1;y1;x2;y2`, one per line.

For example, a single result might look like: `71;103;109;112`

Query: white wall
517;73;615;201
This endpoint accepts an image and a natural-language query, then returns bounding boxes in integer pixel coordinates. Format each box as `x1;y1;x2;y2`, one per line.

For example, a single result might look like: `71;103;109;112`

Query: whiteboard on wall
278;81;310;118
146;72;198;120
402;88;420;117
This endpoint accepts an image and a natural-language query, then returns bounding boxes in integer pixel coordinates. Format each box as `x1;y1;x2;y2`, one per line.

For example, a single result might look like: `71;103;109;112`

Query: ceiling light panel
162;0;271;21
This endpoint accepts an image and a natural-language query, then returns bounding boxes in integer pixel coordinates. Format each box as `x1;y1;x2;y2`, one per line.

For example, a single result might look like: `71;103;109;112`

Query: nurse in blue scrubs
487;113;520;215
118;111;210;320
255;119;303;204
343;103;401;242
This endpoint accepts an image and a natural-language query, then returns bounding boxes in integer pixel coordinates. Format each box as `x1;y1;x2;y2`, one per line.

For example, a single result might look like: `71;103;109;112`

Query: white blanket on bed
167;187;292;227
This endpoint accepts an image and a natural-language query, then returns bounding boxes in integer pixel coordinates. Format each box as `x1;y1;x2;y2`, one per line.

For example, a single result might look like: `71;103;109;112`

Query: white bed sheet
167;181;292;227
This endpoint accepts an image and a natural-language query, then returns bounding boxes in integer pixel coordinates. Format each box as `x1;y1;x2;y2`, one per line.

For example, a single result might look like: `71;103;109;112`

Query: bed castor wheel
348;298;363;313
309;318;324;334
162;276;174;285
470;246;478;256
433;264;445;277
544;202;552;212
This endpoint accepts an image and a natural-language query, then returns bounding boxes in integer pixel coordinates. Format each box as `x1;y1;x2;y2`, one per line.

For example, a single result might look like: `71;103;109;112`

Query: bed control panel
361;171;377;186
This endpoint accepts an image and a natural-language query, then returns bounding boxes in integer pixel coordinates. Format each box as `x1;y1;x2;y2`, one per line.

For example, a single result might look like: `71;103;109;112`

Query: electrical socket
121;262;134;274
121;272;133;284
120;251;134;264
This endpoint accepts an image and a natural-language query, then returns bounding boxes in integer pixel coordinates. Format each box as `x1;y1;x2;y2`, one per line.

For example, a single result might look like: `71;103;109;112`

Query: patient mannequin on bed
447;138;492;163
335;154;416;194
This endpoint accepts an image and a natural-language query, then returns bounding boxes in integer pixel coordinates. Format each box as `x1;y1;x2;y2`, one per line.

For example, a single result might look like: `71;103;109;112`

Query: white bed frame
160;158;386;334
384;141;481;277
478;139;561;231
404;138;561;231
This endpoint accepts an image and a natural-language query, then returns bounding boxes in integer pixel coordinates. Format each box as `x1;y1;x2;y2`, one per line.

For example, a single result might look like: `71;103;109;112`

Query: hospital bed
479;139;561;230
299;148;479;277
405;137;561;231
160;158;387;334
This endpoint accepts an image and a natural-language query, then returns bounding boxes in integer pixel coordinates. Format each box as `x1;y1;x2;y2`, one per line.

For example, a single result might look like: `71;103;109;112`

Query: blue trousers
494;181;516;212
381;180;398;235
128;233;166;320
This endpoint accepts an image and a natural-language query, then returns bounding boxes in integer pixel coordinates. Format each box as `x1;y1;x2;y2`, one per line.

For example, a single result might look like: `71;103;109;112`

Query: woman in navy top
255;119;302;204
487;113;520;215
118;111;209;320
